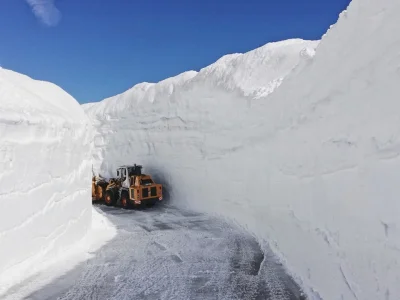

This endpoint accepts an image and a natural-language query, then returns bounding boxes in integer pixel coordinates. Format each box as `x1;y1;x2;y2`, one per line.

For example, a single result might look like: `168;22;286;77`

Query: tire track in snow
10;204;305;300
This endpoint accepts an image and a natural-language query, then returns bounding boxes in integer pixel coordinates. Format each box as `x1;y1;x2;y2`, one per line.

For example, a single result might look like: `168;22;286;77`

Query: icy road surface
15;204;304;300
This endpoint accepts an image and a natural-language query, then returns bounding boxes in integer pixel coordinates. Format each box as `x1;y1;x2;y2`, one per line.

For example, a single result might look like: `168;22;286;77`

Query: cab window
141;178;153;185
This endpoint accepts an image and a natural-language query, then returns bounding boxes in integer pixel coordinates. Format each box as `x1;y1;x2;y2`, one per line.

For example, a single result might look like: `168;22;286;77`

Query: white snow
84;0;400;299
0;68;115;296
1;207;116;300
0;0;398;298
85;39;319;173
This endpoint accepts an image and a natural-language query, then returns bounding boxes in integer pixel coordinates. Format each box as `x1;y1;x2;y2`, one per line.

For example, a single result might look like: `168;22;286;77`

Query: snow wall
0;68;93;291
85;0;400;299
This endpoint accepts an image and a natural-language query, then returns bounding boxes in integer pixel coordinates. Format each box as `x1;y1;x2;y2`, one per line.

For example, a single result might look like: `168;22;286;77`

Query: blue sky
0;0;350;104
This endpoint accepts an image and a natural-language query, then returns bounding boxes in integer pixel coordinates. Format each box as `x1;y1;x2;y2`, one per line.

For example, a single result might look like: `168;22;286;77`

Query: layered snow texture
85;39;319;172
0;68;93;293
85;0;400;298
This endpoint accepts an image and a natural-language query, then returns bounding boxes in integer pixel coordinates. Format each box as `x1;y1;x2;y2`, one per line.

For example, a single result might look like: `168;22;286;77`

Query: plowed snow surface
6;204;304;300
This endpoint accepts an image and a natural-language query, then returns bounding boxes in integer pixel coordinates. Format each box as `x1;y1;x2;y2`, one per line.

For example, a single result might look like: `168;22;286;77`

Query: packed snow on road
1;0;400;299
5;205;306;300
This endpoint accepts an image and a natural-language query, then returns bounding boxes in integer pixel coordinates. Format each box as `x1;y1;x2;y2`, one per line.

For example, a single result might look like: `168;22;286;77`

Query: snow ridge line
0;115;86;128
3;207;89;271
0;188;88;238
339;265;359;300
0;208;91;297
0;158;91;197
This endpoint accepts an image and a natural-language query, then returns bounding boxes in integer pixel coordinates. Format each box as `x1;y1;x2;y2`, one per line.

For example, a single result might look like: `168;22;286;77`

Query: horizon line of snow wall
86;0;400;298
0;69;94;292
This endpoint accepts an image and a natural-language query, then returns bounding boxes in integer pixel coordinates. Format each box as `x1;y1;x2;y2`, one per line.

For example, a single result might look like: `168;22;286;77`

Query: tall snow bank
0;68;93;293
86;2;400;298
246;0;400;298
85;39;319;172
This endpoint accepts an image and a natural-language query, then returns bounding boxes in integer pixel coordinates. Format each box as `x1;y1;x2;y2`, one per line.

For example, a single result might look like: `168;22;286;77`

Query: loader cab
116;164;143;189
116;167;126;179
116;167;129;188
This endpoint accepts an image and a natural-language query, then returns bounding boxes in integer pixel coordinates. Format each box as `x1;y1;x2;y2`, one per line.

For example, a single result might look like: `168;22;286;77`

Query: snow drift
0;68;93;293
85;0;400;298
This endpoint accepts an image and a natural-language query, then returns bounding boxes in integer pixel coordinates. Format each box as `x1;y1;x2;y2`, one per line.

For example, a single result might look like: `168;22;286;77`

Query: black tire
94;185;105;202
146;198;157;208
104;190;116;206
120;191;130;209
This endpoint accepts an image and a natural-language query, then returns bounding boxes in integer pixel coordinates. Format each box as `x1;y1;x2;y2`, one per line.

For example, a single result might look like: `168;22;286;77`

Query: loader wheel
96;185;105;202
120;191;130;209
104;190;116;206
146;199;157;208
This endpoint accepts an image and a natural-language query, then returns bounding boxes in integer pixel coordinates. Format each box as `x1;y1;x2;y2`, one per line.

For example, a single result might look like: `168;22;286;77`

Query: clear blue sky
0;0;350;104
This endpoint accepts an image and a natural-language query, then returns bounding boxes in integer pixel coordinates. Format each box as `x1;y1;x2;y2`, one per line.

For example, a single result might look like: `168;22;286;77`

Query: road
10;204;305;300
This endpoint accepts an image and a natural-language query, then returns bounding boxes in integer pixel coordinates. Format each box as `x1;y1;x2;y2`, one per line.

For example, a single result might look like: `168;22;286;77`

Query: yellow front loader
92;164;163;209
